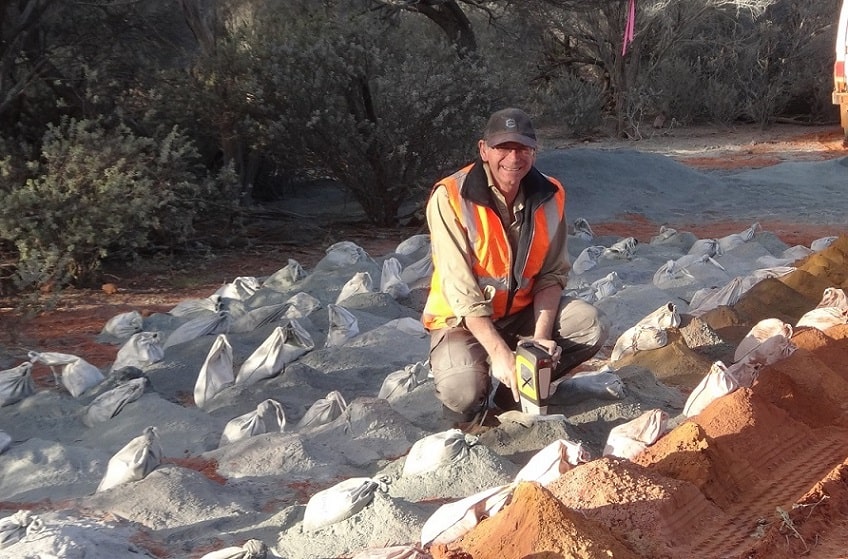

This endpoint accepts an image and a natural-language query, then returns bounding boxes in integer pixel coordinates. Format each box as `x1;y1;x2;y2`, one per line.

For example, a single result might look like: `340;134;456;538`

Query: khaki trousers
429;295;609;422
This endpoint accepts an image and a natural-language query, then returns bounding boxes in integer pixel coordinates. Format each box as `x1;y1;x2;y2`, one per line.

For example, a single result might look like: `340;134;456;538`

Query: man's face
479;140;536;192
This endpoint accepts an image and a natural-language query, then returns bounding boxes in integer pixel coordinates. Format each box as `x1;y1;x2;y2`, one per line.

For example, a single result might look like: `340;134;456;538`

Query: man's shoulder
526;167;564;197
535;167;564;188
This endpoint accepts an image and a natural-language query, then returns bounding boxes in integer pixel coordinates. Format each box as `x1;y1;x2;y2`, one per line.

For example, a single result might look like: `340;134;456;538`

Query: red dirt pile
431;481;641;559
432;236;848;559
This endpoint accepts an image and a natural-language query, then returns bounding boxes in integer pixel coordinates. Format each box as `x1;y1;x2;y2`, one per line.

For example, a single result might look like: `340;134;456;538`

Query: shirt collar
484;162;525;210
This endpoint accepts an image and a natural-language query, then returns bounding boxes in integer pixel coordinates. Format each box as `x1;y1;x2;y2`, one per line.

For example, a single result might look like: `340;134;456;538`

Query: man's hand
532;338;562;369
490;346;519;403
464;316;520;403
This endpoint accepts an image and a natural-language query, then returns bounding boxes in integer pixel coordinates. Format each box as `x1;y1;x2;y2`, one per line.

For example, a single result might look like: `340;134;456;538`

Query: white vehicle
835;0;848;144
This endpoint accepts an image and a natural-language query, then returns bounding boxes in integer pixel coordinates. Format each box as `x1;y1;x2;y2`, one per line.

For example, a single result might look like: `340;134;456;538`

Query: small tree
251;8;500;225
532;72;605;137
0;117;239;288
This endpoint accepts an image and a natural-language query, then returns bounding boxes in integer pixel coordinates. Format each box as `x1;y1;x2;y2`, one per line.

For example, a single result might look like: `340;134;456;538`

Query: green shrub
0;117;239;288
254;10;498;225
702;78;743;125
532;73;604;137
167;6;499;226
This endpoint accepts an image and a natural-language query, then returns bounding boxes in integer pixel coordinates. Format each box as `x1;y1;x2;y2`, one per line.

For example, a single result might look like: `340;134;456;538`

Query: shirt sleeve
426;185;494;320
531;197;571;294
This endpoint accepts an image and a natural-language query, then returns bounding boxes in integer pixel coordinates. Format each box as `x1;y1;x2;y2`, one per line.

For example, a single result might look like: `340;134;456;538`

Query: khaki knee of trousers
554;296;609;347
552;297;610;376
429;327;490;419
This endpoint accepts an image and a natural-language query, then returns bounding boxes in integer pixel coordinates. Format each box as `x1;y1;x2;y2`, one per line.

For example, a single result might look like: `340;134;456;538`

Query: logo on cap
483;108;537;149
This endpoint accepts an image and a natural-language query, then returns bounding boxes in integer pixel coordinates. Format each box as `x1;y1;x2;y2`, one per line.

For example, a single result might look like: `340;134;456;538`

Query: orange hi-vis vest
422;160;566;330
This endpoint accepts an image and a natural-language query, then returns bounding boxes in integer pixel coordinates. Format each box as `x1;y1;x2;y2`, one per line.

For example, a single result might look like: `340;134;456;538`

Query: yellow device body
515;341;554;415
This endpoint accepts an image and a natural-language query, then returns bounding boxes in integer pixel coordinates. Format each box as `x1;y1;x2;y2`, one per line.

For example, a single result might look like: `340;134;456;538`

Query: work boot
443;405;500;434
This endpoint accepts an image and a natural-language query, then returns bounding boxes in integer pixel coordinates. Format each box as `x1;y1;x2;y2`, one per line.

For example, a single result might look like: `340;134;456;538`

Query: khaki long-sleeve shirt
426;161;570;327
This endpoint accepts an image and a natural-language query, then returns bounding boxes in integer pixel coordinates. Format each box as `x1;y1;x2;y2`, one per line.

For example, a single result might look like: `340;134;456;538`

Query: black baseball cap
483;108;537;149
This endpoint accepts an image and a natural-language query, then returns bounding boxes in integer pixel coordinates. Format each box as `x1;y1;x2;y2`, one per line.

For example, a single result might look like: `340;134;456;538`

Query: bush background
0;0;842;290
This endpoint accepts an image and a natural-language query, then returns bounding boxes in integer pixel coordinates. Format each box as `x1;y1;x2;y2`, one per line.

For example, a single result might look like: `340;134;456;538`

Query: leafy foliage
533;73;605;137
167;4;499;225
530;0;840;135
0;117;239;287
261;10;498;225
0;0;842;289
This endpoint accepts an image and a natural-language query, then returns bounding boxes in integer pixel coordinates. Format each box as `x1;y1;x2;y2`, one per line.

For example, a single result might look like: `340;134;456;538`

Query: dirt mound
440;236;848;559
431;481;641;559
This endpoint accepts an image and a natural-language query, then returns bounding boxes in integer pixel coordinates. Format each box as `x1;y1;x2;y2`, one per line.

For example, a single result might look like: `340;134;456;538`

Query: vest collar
460;158;556;209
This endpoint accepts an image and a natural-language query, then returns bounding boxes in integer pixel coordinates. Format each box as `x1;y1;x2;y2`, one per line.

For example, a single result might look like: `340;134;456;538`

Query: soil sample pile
430;481;640;559
616;329;713;389
732;277;817;326
436;240;848;559
548;456;725;559
701;235;848;344
741;458;848;559
633;420;741;508
754;331;848;427
779;268;837;302
794;236;848;286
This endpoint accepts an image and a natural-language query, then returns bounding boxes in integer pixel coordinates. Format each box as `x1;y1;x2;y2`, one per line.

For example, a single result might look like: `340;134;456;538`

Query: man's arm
530;283;565;367
426;186;492;319
529;189;569;363
531;204;570;294
464;316;519;402
532;283;563;340
427;185;519;401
